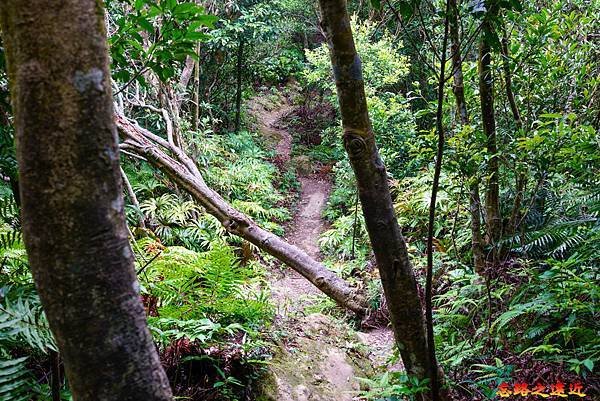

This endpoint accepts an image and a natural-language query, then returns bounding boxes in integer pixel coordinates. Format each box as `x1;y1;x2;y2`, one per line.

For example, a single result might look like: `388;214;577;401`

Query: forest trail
271;176;329;315
249;94;326;315
249;93;398;400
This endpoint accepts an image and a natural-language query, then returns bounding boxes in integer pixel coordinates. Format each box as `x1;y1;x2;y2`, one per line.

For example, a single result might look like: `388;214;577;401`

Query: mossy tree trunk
479;18;502;261
317;0;444;394
0;1;172;400
449;0;486;274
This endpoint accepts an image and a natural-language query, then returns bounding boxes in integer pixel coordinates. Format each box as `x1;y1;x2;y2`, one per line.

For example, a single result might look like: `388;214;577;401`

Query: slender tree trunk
234;36;244;133
317;0;444;393
425;2;450;399
449;0;485;273
121;167;146;229
500;32;527;237
479;20;502;261
193;44;201;132
0;2;172;400
470;182;486;273
500;33;522;129
117;115;368;316
449;0;467;124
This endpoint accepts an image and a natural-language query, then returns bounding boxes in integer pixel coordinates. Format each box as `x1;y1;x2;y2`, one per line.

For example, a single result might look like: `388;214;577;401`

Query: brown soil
250;92;398;376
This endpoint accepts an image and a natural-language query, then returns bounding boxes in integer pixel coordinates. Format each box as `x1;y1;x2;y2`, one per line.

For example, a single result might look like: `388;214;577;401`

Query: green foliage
305;16;409;96
137;242;273;399
149;317;245;348
491;259;598;371
108;0;217;83
434;259;599;396
356;371;430;401
257;48;305;83
0;284;56;401
138;243;273;328
0;285;56;354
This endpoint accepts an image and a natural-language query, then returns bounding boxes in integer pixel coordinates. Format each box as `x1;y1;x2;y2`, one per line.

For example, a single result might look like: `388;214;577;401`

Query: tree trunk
193;44;201;132
449;0;485;274
234;36;244;133
117;115;368;316
500;31;527;237
479;20;502;260
470;182;486;274
317;0;442;391
425;2;451;399
0;2;172;400
449;0;467;125
121;167;146;229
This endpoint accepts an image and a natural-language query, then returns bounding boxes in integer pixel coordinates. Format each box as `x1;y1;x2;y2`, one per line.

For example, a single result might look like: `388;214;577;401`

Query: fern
0;285;56;353
0;285;56;401
0;196;20;229
506;187;600;260
0;356;35;401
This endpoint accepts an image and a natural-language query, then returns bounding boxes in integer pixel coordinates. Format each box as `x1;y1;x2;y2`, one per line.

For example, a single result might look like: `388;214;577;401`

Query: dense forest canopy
0;0;598;400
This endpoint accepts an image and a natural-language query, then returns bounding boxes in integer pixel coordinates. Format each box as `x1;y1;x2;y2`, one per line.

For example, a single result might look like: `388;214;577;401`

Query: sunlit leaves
108;0;218;83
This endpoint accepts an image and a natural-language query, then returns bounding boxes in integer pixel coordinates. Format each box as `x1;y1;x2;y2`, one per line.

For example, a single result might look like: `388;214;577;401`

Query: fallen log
116;114;369;316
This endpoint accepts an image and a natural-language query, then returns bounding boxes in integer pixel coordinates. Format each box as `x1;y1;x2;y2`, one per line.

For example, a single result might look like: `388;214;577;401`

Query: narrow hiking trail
249;93;398;400
248;94;327;315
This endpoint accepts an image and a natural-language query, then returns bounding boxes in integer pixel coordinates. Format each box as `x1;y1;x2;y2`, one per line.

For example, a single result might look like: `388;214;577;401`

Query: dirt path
249;94;329;315
250;94;398;400
271;176;330;315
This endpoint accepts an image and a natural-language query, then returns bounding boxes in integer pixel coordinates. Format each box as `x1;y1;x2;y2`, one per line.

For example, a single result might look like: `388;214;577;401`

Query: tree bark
116;115;368;316
449;0;485;274
479;19;502;260
234;35;244;133
425;2;450;399
121;167;146;229
317;0;442;391
193;44;201;132
470;182;486;274
500;31;527;237
0;2;172;400
449;0;467;125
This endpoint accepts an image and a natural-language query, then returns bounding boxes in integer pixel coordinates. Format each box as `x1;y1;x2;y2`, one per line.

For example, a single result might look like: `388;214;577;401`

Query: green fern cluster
506;188;600;260
0;285;56;401
137;242;273;400
492;259;598;373
434;258;599;396
138;242;272;330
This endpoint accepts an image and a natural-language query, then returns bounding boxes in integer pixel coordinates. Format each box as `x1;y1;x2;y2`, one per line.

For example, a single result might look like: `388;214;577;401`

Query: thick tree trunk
117;115;368;316
0;2;172;400
317;0;441;390
479;21;502;260
449;0;485;274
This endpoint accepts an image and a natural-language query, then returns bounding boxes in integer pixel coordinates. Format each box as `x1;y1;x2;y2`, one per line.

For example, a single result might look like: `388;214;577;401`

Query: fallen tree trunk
116;114;368;316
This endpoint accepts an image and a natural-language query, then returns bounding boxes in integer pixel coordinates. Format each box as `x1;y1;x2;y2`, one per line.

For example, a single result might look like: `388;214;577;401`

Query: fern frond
0;356;35;401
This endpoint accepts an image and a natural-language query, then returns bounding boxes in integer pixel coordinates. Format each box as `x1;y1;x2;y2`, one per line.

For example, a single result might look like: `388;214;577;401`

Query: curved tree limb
116;114;368;316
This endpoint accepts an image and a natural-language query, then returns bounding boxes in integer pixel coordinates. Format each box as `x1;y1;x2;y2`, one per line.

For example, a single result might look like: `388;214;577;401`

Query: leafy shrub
137;242;273;399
